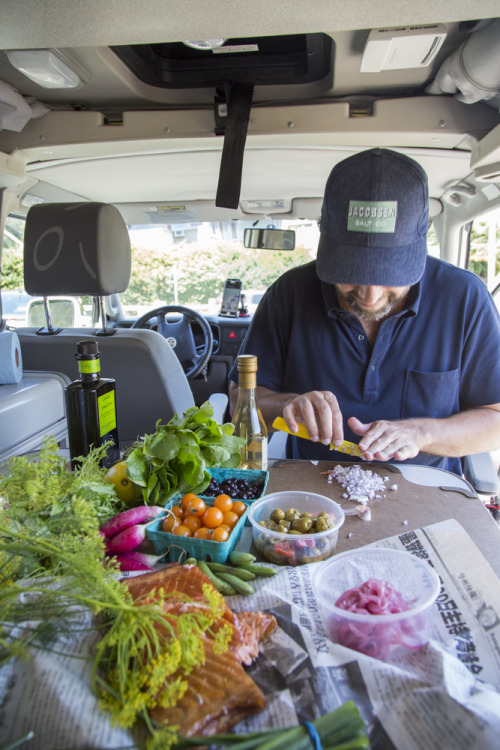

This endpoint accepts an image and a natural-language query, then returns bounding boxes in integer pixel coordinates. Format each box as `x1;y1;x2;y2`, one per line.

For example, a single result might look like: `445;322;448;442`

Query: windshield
124;219;320;317
1;214;441;324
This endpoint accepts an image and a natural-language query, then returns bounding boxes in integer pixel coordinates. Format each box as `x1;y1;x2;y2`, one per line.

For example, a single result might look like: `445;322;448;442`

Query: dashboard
117;310;252;410
190;314;251;407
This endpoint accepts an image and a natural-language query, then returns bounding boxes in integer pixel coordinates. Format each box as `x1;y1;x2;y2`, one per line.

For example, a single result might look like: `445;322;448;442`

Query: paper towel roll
0;330;23;384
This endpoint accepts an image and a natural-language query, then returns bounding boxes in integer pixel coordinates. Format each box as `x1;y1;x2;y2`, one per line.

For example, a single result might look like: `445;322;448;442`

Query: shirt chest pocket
402;368;460;419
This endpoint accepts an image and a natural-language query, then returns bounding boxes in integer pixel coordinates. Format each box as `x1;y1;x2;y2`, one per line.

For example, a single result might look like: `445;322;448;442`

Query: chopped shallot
326;464;388;502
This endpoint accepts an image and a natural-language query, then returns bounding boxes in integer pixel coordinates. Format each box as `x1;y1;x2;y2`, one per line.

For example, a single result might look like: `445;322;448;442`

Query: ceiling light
183;39;226;50
6;49;82;89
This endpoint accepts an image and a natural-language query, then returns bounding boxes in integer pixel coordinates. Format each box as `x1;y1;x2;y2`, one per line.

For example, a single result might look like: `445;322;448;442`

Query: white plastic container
247;490;345;566
313;547;440;660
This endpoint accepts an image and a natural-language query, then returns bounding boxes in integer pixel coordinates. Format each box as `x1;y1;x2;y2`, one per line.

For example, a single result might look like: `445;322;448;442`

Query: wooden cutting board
266;460;500;569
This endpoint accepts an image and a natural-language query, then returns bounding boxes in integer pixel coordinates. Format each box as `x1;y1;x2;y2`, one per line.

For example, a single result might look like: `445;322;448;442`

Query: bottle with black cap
65;340;120;469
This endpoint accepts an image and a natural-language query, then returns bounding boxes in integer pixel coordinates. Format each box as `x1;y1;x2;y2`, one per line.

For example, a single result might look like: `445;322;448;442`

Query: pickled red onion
331;578;424;659
335;578;412;615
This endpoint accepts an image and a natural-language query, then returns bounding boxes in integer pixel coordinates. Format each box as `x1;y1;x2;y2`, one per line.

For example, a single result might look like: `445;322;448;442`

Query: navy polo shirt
229;258;500;474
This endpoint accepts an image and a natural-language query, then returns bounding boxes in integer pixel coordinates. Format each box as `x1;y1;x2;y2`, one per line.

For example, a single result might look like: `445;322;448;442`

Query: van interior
0;1;500;493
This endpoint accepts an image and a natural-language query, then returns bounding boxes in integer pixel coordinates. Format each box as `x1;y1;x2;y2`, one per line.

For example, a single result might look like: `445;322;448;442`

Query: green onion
171;701;368;750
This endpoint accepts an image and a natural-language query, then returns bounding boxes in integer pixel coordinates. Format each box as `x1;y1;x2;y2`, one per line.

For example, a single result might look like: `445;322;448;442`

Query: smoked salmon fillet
150;635;266;736
123;563;276;735
125;563;277;664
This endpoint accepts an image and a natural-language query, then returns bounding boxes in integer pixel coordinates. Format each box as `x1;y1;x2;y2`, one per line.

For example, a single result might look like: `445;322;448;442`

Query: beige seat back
17;202;196;444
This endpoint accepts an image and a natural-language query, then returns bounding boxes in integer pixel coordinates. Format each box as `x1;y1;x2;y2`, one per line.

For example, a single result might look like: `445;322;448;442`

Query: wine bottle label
78;359;100;374
98;390;117;436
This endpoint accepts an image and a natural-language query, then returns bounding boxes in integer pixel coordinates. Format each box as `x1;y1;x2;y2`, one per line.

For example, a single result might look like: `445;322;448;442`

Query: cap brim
316;234;427;287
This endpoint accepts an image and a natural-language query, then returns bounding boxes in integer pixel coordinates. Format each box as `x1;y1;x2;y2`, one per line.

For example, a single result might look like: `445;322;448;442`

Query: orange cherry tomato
214;494;233;513
222;510;239;529
184;496;206;517
181;493;200;510
162;514;180;532
183;515;202;534
193;527;210;539
172;505;184;519
202;506;224;529
231;500;247;517
173;524;192;537
211;526;230;542
219;523;232;533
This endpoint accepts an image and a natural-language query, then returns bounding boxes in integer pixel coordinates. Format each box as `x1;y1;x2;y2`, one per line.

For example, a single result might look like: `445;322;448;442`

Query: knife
272;416;365;457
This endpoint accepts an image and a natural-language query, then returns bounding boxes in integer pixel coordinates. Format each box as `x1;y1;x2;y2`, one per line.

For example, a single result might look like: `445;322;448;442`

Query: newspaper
1;518;500;750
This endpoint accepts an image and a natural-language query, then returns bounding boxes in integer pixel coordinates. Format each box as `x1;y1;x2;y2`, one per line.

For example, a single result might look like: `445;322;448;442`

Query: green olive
292;517;313;533
276;523;290;534
284;508;300;521
300;512;313;519
270;508;285;522
316;516;334;532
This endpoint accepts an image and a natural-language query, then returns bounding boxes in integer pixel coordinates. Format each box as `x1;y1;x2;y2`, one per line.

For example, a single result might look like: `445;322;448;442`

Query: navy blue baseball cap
316;148;429;286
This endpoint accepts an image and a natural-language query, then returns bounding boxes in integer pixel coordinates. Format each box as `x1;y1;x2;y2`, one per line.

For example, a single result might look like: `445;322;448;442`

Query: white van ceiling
0;1;500;222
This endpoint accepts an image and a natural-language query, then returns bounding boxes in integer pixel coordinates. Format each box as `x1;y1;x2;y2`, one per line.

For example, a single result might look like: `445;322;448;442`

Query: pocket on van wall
402;368;460;419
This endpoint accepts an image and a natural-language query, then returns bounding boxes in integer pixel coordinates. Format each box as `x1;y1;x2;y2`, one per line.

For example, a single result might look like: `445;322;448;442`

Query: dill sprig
0;440;232;750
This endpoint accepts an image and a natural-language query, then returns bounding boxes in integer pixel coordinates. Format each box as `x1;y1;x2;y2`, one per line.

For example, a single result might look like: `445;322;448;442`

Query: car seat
16;202;227;445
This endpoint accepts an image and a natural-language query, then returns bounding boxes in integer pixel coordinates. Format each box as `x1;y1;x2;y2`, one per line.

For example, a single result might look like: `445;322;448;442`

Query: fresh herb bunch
0;438;232;750
0;437;123;530
125;402;245;505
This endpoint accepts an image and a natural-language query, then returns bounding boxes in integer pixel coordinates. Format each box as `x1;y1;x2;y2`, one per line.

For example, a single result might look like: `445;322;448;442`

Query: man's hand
348;416;426;461
349;404;500;461
283;391;344;446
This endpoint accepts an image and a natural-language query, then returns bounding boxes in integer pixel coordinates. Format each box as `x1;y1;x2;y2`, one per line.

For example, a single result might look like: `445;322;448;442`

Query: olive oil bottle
232;354;268;470
65;340;120;469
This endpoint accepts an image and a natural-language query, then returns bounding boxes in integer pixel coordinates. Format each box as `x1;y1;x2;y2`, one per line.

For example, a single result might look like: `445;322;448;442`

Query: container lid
313;547;440;619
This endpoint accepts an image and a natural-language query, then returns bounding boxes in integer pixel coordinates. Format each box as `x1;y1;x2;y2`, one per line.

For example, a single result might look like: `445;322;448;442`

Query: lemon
105;460;140;504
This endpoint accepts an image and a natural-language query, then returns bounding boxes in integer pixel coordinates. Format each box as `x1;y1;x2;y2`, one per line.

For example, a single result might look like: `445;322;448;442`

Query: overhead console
110;33;333;96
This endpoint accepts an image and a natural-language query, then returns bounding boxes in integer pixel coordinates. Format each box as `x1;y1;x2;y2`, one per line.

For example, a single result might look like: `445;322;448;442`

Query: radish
113;550;167;571
99;505;164;539
105;523;154;554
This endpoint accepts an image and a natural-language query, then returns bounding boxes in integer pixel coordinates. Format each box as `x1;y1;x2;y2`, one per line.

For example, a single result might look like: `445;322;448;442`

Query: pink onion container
313;547;440;660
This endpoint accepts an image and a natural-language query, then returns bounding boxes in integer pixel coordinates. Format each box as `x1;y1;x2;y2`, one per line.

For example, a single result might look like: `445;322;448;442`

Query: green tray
146;498;248;563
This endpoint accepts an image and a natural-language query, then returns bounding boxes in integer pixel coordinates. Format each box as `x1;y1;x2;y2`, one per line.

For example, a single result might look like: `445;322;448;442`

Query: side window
1;213;93;328
467;209;500;293
1;215;28;327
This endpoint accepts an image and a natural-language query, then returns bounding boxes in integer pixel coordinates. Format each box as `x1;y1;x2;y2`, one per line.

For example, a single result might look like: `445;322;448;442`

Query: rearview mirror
243;227;295;250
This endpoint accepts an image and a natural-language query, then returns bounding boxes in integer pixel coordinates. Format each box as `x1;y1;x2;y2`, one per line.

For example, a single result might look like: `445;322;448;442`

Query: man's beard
335;286;406;322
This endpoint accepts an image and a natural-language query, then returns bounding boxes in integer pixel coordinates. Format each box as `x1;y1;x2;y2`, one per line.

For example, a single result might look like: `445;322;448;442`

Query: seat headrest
24;202;131;296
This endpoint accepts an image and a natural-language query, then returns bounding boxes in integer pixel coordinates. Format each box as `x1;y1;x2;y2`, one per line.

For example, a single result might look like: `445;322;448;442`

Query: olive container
247;490;345;566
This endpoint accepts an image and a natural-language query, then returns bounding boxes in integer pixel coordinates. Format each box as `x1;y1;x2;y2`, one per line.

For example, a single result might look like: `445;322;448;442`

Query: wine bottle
232;354;268;470
65;340;120;470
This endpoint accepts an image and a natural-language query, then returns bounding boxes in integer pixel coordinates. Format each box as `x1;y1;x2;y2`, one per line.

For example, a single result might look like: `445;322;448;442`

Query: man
228;148;500;474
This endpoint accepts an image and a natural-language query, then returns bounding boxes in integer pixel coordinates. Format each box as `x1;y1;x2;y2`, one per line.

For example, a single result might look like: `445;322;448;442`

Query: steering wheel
131;305;213;380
